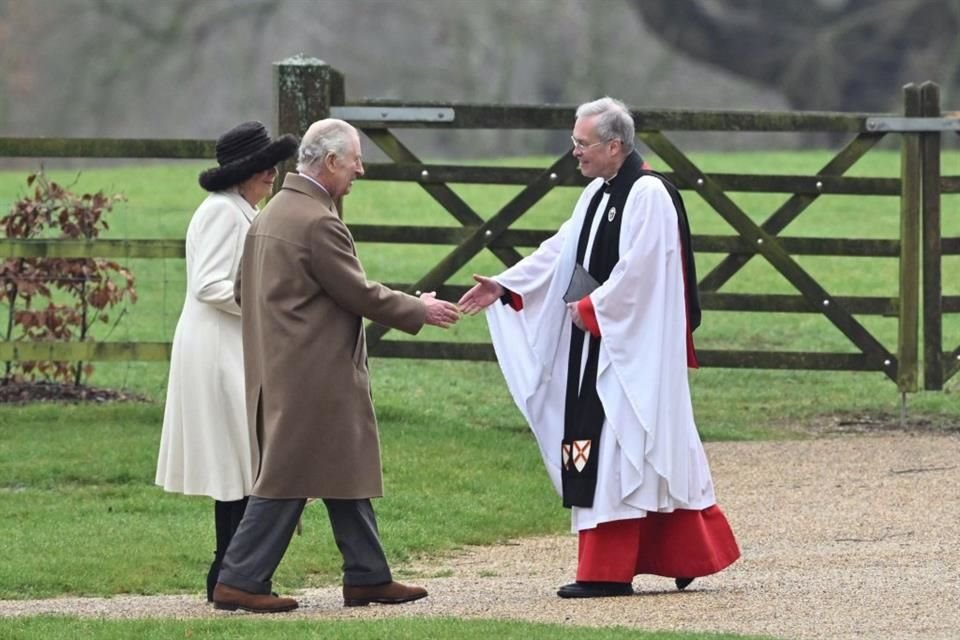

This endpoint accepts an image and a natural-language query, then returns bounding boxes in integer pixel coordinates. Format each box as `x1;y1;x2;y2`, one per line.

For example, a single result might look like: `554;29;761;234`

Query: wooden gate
274;62;959;393
1;58;958;393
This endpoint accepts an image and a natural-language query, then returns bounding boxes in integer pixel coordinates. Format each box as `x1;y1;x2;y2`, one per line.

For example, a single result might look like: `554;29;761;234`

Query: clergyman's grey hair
575;97;635;153
296;120;355;172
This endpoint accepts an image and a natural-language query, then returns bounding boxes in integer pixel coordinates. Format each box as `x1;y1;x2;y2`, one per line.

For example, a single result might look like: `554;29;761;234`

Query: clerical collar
604;151;643;192
298;172;330;196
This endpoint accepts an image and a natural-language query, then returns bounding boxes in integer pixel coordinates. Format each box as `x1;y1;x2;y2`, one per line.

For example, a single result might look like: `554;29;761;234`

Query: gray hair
575;97;635;153
296;118;356;172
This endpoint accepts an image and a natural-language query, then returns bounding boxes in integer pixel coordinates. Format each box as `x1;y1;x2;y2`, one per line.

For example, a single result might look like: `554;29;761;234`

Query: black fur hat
198;121;298;192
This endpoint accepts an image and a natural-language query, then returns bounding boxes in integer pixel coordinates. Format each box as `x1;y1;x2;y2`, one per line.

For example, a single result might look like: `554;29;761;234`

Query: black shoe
557;581;634;598
675;577;695;591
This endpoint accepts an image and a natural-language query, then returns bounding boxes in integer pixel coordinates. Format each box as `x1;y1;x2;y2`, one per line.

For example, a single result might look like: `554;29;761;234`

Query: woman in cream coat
156;121;297;602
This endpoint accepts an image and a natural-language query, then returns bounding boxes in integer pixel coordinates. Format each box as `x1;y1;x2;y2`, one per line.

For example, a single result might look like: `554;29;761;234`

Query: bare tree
627;0;960;110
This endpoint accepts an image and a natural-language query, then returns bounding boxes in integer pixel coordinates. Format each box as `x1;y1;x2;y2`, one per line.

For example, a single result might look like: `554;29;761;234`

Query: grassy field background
1;149;957;420
0;149;957;638
0;617;775;640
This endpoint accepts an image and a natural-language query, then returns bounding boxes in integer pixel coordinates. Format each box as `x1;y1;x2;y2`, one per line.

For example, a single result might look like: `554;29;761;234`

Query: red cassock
577;506;740;582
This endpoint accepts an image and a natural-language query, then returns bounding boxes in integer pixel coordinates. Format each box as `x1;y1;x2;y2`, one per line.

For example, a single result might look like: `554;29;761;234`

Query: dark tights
206;497;248;601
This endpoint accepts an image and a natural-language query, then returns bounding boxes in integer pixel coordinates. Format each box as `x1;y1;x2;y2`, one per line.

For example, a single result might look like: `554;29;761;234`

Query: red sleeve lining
577;296;600;337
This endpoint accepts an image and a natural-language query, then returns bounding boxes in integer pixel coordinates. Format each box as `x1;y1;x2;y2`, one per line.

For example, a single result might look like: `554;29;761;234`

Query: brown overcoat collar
278;173;336;212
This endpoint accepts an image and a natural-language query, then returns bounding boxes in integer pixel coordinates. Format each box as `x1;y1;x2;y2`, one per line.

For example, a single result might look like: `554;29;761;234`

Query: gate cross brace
362;129;524;268
945;347;960;382
638;131;898;381
699;132;885;291
358;132;580;346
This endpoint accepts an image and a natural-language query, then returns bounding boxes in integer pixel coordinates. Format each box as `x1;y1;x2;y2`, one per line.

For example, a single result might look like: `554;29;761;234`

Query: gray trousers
217;496;392;594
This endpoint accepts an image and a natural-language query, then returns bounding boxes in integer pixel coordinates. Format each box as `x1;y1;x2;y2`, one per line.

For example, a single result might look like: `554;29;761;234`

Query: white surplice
487;175;717;532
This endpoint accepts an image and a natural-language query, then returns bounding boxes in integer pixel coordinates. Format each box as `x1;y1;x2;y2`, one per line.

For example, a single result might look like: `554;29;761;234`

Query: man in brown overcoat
211;118;460;613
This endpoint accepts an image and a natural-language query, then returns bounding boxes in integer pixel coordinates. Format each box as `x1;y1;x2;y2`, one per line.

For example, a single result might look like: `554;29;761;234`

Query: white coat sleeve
189;203;244;316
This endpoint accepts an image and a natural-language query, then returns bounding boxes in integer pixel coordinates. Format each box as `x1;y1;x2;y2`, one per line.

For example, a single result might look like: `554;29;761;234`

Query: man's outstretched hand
457;275;504;315
420;292;461;328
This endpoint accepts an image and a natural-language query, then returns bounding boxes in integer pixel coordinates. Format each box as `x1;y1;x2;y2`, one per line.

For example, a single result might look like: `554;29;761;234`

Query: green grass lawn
0;617;776;640
0;150;957;639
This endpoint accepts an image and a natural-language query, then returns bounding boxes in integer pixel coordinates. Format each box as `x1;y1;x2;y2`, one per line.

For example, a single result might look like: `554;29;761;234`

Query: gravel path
2;432;958;640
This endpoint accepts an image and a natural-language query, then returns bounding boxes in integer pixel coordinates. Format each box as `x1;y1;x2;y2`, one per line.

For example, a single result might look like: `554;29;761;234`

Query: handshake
419;291;460;328
420;274;505;329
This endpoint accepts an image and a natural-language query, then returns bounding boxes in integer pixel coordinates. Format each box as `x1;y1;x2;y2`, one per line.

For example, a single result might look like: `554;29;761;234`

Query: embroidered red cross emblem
572;439;591;472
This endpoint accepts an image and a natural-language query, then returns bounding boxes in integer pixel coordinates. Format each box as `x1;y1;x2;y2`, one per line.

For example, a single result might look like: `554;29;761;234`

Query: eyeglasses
570;135;613;151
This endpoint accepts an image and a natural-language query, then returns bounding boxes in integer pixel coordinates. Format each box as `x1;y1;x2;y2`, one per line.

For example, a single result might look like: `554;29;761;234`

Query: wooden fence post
920;82;942;390
272;56;346;209
898;84;921;393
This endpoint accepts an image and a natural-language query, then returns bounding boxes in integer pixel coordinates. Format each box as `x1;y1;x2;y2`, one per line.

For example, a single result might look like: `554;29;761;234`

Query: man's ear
323;152;338;173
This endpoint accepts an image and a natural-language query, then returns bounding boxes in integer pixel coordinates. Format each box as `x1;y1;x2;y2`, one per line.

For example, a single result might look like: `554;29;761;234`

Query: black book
562;264;601;303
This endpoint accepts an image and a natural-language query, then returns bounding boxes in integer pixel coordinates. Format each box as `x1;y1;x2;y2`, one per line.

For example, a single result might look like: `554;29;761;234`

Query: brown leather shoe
343;581;428;607
212;583;298;613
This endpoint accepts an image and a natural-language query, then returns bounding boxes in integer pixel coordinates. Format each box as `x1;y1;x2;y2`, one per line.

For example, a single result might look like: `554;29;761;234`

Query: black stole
560;151;699;508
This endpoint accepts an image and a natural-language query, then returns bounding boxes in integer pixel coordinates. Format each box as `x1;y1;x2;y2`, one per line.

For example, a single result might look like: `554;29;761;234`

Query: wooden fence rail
1;58;958;392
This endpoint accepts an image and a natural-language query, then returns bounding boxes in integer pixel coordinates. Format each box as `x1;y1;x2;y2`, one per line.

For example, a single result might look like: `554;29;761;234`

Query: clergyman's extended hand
457;275;504;315
420;292;460;328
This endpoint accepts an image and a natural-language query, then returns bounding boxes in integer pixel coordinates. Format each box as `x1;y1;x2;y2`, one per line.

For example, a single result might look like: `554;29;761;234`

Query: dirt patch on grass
0;381;150;404
796;410;960;436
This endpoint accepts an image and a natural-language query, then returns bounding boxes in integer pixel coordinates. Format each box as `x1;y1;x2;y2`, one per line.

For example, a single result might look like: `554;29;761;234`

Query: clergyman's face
571;115;619;179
